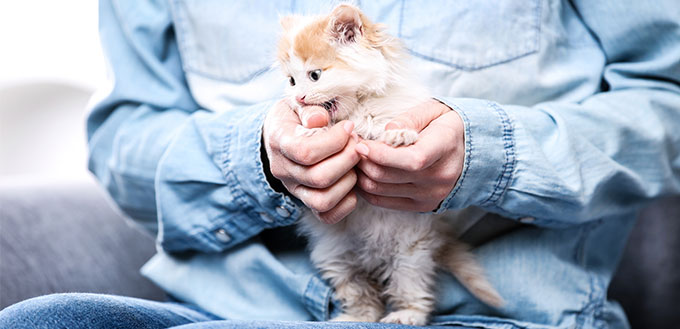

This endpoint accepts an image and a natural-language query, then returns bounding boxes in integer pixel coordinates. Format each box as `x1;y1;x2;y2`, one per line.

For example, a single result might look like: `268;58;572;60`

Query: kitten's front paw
295;125;328;137
380;129;418;147
380;309;428;326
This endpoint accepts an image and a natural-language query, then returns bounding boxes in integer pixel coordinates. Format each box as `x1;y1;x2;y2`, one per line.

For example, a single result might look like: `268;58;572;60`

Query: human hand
263;100;360;224
355;99;465;212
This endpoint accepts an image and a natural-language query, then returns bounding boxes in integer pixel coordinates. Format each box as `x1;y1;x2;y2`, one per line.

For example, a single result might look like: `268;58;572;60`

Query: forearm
439;86;680;226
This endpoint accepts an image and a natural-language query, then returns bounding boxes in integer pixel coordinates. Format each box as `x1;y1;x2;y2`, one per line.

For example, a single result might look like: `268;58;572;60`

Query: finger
356;171;418;198
317;191;358;224
384;99;450;132
272;136;359;187
294;137;360;188
280;120;354;165
270;104;327;136
355;138;441;171
358;189;434;212
293;170;357;213
298;105;330;128
356;158;416;184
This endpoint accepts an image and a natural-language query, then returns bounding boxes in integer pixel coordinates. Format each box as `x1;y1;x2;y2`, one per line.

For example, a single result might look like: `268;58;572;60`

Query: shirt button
259;212;274;223
276;206;291;218
214;228;232;243
520;216;535;223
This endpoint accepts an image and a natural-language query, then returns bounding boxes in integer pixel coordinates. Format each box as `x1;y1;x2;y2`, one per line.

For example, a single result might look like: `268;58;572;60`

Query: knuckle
308;171;332;188
313;196;335;213
362;193;379;206
346;192;358;210
416;203;434;212
269;165;286;179
366;165;385;181
440;170;456;182
434;187;450;201
360;177;379;193
409;153;428;171
294;147;314;165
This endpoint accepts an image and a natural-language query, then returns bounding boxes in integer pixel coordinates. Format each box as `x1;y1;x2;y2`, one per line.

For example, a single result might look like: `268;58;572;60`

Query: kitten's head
277;4;403;122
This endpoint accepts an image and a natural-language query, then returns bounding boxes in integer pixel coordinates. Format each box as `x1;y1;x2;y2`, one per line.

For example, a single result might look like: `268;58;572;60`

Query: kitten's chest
343;200;439;255
347;98;420;140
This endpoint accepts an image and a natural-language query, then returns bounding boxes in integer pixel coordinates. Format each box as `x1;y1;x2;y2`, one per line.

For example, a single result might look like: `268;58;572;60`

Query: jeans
0;293;461;329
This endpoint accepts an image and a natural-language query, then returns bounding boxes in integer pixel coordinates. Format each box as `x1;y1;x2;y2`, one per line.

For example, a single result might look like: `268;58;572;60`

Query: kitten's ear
328;4;363;43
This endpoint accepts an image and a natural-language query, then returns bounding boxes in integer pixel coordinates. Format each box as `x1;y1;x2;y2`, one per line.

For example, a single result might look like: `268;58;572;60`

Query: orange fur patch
277;5;402;70
293;18;335;63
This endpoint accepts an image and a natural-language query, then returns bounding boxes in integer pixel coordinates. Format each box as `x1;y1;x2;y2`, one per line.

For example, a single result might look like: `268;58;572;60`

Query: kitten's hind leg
380;243;437;326
322;260;385;322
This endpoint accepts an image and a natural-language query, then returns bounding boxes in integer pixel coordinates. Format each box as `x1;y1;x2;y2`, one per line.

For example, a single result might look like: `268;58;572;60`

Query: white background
0;1;106;182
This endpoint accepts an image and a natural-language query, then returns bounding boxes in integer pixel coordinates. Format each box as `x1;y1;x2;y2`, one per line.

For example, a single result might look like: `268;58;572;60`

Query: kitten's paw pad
295;125;328;137
380;309;428;326
380;129;418;147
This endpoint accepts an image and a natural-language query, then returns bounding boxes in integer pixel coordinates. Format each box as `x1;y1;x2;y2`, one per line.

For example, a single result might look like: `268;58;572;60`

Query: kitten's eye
289;76;296;86
308;69;322;82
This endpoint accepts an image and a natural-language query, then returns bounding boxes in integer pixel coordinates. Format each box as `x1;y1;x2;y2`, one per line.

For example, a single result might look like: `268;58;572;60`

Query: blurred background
0;2;678;328
0;0;106;183
0;0;166;311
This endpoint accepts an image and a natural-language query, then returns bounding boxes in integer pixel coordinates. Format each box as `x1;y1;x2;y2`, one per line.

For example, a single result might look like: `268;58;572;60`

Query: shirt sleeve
88;0;302;253
436;0;680;228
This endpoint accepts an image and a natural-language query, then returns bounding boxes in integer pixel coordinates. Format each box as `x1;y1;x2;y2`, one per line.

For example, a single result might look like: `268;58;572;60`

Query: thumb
385;99;450;132
299;105;330;128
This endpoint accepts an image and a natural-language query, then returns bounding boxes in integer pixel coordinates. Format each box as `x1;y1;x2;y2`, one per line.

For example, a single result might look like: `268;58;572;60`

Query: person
1;0;679;328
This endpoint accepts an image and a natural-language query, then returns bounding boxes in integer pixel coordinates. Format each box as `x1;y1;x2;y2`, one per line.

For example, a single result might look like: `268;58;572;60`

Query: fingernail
351;132;359;143
356;143;369;156
343;121;354;134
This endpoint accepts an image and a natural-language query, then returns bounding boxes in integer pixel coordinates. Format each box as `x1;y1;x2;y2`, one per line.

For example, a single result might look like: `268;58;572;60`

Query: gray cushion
609;196;680;329
0;179;165;309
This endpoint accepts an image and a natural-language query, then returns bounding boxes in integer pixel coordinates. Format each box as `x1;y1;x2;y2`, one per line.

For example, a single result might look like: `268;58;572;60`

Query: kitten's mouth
321;98;338;115
321;98;337;112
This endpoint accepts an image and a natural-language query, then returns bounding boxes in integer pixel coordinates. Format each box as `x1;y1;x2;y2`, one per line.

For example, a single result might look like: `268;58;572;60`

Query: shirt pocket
169;0;291;83
399;0;541;70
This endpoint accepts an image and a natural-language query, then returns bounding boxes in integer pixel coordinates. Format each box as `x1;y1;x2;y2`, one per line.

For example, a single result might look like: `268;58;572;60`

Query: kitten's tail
439;240;505;308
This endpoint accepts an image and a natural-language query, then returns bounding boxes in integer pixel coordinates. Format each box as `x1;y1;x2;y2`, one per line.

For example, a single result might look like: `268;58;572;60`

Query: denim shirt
88;1;680;328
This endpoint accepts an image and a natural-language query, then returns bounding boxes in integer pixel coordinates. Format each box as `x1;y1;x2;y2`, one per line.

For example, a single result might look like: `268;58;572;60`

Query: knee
0;293;103;329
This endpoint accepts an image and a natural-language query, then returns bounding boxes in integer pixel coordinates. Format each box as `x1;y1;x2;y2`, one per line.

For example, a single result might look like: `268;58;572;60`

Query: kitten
276;4;503;325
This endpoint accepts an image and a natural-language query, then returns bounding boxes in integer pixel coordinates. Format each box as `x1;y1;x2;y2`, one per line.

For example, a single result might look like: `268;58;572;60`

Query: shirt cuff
156;102;303;253
434;97;517;213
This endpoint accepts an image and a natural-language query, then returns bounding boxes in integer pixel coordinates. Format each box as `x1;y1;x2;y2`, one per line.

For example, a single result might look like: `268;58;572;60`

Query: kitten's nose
295;95;306;105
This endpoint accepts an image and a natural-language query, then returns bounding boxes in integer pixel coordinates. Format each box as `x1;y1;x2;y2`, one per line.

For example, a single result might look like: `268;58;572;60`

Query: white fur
279;5;503;325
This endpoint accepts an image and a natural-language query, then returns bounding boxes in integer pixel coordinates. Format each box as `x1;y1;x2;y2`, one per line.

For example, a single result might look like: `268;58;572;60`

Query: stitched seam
407;47;539;71
251;107;301;223
438;103;472;211
481;103;516;206
573;220;606;329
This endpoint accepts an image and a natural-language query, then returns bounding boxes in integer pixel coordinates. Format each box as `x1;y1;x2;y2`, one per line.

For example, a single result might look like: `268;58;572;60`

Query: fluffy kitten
276;4;503;325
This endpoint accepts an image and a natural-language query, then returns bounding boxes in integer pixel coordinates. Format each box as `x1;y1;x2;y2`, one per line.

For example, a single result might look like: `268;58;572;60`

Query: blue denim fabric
0;293;219;329
86;0;680;328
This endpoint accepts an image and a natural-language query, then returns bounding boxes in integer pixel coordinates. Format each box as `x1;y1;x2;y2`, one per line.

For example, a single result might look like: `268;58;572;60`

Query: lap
0;293;218;329
170;320;460;329
0;293;468;329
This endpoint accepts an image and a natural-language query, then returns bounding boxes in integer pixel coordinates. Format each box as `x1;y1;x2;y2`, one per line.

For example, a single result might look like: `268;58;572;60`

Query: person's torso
141;1;632;328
